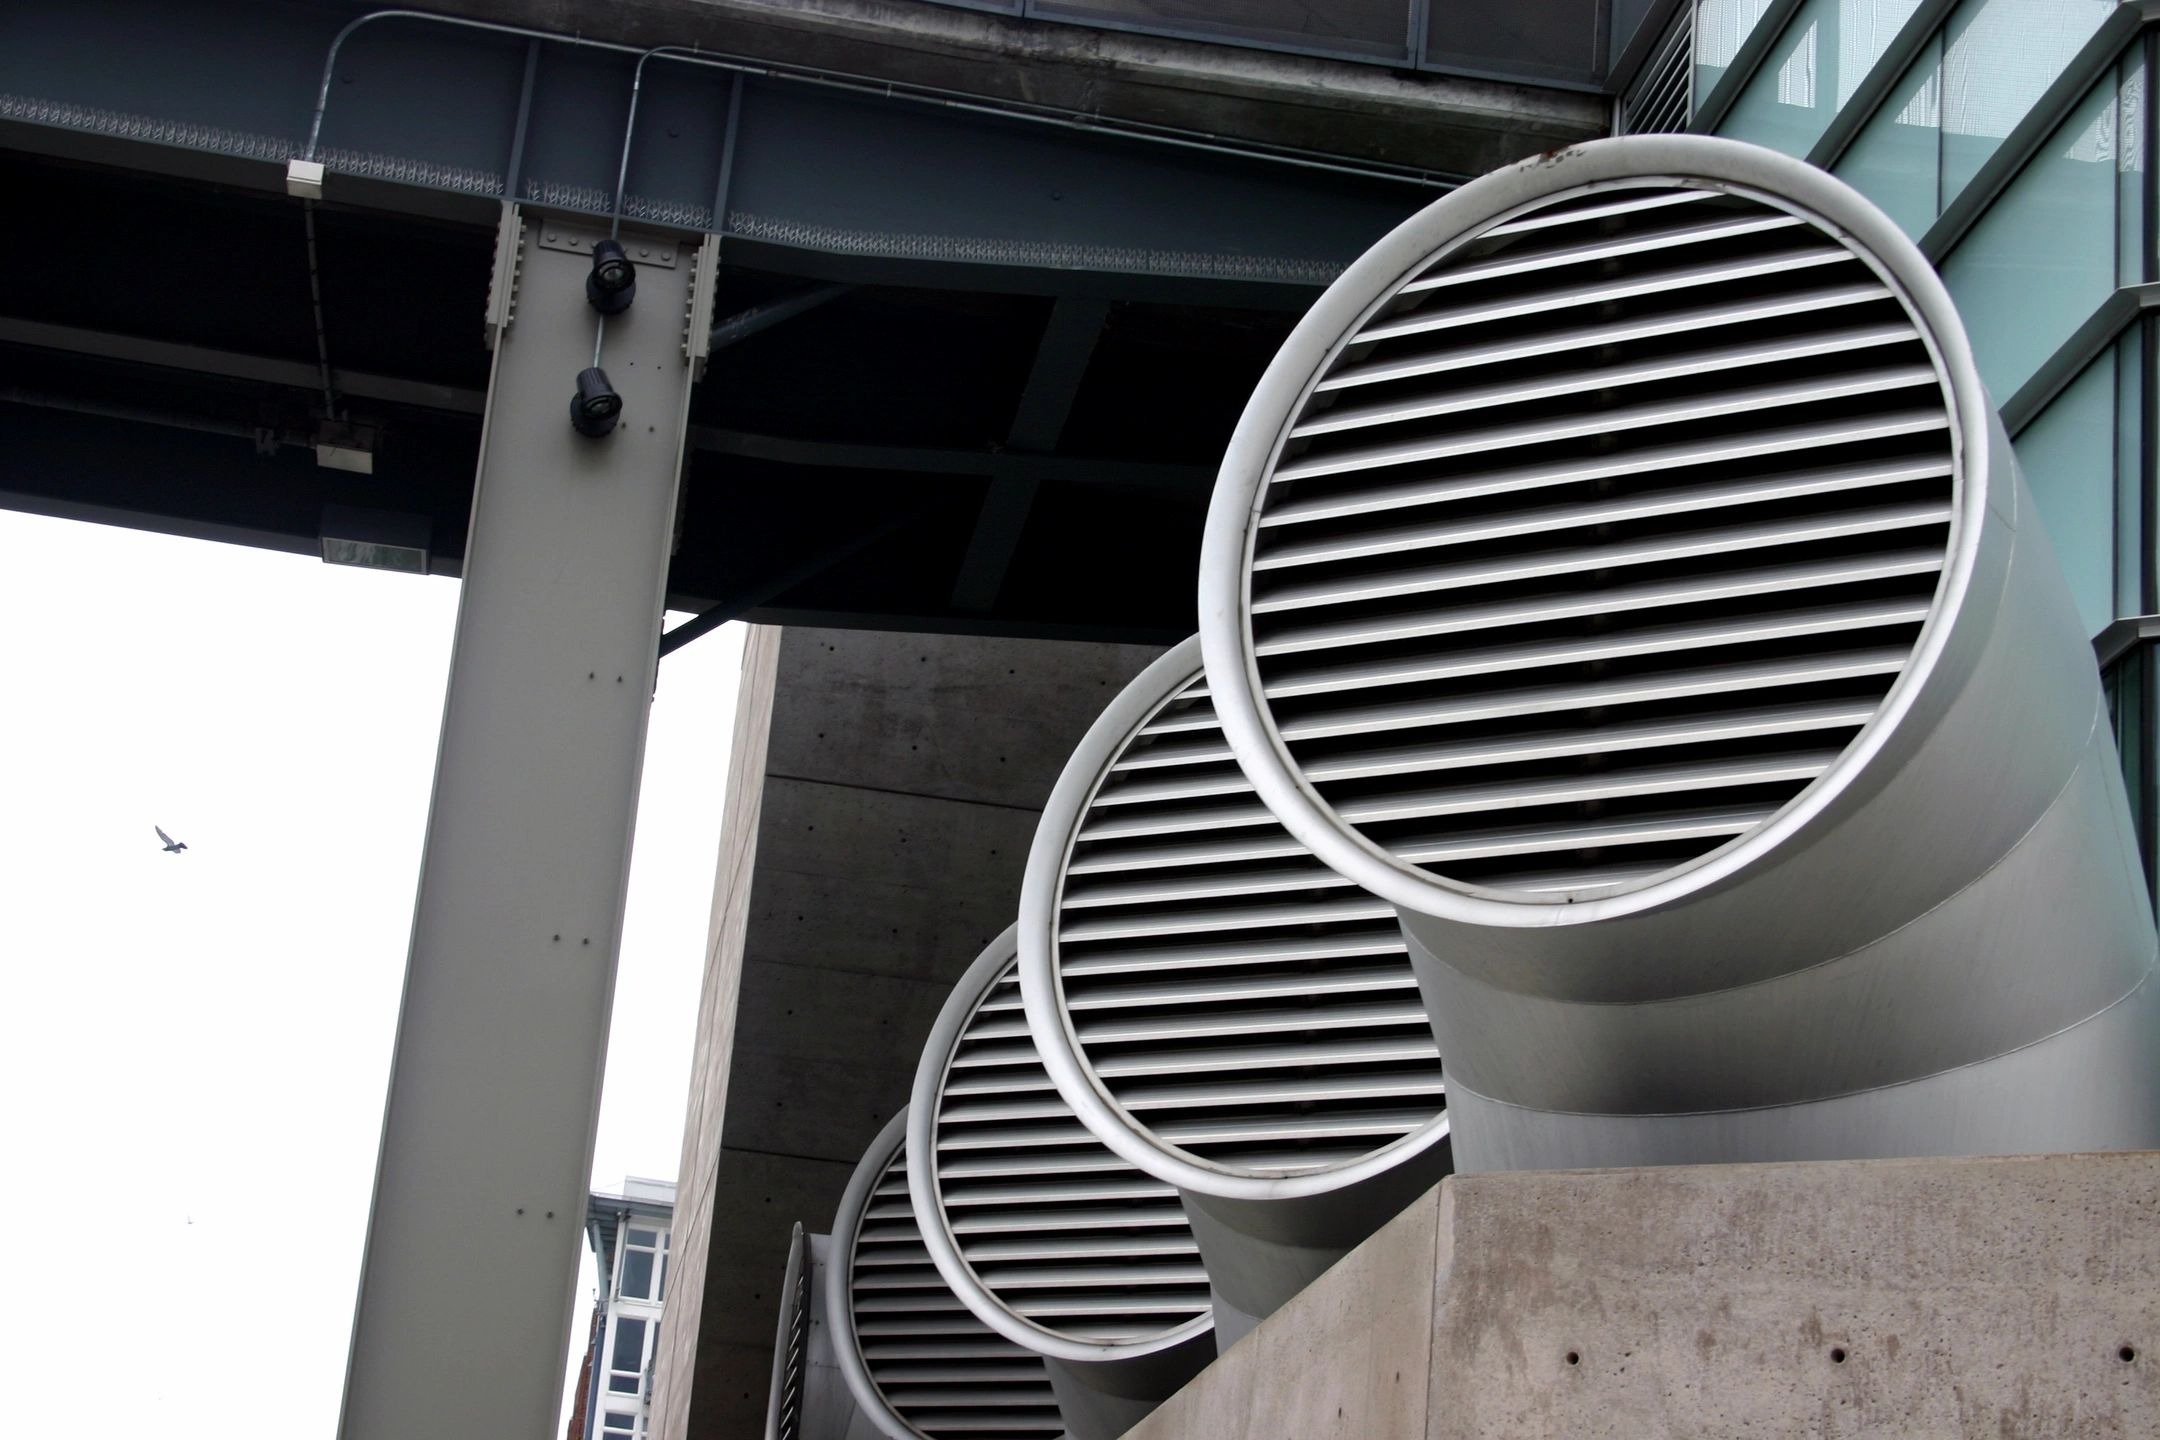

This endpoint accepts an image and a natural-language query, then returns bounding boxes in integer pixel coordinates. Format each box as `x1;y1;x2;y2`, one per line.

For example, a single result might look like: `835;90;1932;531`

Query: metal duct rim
1019;637;1452;1203
908;926;1218;1365
1196;135;1992;928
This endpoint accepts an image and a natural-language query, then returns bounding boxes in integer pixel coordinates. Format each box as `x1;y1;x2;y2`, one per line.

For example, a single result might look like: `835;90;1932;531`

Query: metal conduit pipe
765;1225;869;1440
1016;636;1452;1347
300;10;1455;189
828;1109;1068;1440
1195;135;2160;1173
906;927;1215;1440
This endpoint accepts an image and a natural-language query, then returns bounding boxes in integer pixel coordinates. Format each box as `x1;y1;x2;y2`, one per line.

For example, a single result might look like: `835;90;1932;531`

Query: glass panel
2121;63;2149;288
1939;0;2115;200
1721;0;1925;156
2015;346;2117;637
1835;32;1942;234
1425;0;1602;85
611;1316;647;1377
1833;0;2114;232
1028;0;1413;62
1941;61;2138;404
621;1249;655;1300
1695;0;1779;103
627;1228;657;1248
608;1373;641;1395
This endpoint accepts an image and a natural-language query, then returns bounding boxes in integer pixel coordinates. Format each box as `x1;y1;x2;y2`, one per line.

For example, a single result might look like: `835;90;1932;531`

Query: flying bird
155;825;187;854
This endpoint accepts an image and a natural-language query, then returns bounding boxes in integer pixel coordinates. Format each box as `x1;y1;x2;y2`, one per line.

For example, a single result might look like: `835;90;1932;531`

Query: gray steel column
338;208;701;1440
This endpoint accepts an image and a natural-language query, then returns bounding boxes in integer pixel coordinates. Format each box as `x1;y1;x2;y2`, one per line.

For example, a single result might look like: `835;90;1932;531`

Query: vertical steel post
338;209;699;1440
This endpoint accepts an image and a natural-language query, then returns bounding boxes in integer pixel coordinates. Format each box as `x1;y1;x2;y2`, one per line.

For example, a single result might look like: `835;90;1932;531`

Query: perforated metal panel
916;934;1216;1358
1032;639;1448;1182
1227;181;1955;899
834;1118;1065;1439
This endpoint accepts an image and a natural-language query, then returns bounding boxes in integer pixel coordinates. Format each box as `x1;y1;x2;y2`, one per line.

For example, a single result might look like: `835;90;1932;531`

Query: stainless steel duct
907;927;1216;1440
1196;135;2160;1172
766;1225;871;1440
1016;636;1452;1344
827;1110;1067;1440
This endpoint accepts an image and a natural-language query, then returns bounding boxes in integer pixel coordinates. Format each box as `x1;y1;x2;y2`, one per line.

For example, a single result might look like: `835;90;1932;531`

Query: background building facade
581;1178;677;1440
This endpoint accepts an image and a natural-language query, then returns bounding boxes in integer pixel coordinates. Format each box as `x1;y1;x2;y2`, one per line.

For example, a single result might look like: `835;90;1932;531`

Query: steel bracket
684;239;720;380
484;202;525;351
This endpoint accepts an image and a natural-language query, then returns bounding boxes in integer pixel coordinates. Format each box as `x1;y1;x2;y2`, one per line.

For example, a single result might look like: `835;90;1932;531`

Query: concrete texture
651;624;1161;1440
1126;1152;2160;1440
424;0;1607;181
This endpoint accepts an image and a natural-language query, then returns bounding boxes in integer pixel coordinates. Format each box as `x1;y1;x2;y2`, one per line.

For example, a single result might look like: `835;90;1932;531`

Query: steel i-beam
337;205;700;1439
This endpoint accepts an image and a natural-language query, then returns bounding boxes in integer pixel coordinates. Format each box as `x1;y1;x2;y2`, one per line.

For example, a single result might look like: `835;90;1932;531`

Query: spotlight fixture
586;238;636;314
569;367;622;437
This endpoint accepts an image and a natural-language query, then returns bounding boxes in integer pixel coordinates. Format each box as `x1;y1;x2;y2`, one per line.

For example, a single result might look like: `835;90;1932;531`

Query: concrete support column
338;209;699;1440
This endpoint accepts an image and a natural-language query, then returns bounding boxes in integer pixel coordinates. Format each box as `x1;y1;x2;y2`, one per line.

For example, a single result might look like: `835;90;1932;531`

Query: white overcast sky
0;508;742;1434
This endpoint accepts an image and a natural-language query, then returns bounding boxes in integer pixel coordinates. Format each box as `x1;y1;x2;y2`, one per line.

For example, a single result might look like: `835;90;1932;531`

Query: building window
601;1412;638;1440
619;1225;668;1302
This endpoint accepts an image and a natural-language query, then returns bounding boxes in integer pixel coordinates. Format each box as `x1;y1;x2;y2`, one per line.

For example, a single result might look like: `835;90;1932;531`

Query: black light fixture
570;367;623;437
587;239;636;314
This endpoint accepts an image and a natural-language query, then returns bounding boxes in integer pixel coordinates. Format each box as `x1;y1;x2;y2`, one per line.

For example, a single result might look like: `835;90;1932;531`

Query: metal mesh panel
1027;0;1414;63
1046;651;1447;1177
845;1143;1065;1438
1237;183;1955;897
928;956;1216;1346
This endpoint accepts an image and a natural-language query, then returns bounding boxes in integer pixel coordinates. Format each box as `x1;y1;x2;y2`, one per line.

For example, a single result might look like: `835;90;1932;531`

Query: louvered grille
1618;5;1692;136
928;955;1216;1348
1046;646;1448;1179
1233;184;1955;898
772;1227;810;1440
845;1143;1064;1438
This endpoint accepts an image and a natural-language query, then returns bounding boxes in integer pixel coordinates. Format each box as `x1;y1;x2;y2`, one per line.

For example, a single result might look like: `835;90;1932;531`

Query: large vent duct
827;1111;1067;1440
1016;636;1452;1344
766;1225;869;1440
1195;135;2160;1172
908;927;1216;1440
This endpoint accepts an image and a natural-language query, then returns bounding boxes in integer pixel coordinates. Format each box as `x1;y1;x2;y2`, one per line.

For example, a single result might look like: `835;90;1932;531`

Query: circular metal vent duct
1198;136;2160;1170
908;926;1215;1440
1016;636;1452;1340
766;1225;873;1440
827;1110;1066;1440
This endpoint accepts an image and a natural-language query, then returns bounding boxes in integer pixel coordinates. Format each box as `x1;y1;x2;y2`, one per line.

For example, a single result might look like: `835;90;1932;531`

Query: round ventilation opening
830;1111;1065;1439
1201;141;1974;921
909;928;1216;1364
1021;638;1450;1201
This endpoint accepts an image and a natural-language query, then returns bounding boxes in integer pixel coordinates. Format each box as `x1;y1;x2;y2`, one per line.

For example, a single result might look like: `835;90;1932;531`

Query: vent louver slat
1316;280;1893;393
1352;241;1855;344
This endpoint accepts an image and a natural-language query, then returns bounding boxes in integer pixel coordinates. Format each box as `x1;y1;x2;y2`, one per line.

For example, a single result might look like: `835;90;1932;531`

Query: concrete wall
652;624;1162;1440
1126;1152;2160;1440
